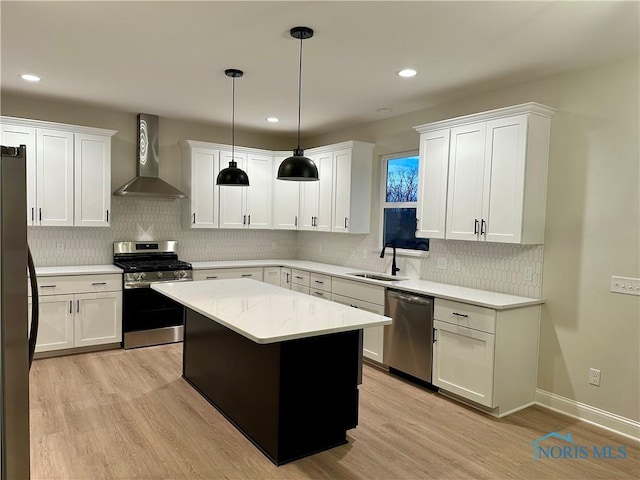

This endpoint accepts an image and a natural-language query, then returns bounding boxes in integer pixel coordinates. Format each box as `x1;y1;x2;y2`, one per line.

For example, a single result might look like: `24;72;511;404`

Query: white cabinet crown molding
413;102;556;133
1;116;117;137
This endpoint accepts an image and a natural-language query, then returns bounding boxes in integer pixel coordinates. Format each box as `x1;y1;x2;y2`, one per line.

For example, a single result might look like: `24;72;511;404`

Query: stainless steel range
114;241;192;349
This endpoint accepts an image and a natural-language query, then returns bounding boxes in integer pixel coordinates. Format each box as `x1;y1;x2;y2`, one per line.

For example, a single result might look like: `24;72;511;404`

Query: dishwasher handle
387;289;433;306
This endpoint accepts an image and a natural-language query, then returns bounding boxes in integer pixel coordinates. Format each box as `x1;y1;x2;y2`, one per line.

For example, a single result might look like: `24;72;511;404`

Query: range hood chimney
113;113;187;198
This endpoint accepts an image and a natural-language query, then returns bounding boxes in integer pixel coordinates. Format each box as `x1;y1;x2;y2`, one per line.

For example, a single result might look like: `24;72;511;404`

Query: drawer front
291;269;310;287
36;274;121;296
194;267;264;282
331;277;384;306
291;283;310;295
310;289;330;300
310;272;331;292
434;298;496;334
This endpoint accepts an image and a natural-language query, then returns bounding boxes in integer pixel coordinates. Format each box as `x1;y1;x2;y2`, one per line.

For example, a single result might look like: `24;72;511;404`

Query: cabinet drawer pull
92;282;107;286
206;276;218;279
314;280;324;284
452;312;469;318
241;274;253;277
350;304;359;309
313;291;324;297
41;285;56;288
294;275;303;280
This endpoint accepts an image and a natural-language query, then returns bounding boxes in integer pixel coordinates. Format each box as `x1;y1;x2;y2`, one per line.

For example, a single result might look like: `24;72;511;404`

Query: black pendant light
217;68;250;186
277;26;319;181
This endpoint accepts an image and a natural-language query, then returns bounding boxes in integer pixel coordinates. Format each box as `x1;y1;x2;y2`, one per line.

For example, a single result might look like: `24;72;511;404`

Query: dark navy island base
182;307;361;465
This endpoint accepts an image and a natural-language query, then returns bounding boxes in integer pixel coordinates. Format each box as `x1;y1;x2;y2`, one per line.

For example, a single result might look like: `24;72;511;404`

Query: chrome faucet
380;243;400;276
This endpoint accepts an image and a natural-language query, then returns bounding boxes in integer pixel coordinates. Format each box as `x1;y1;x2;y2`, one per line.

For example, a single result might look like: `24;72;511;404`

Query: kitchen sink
346;272;408;282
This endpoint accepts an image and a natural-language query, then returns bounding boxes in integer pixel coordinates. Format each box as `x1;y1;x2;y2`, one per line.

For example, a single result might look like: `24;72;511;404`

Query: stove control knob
174;270;186;279
133;272;146;282
157;272;164;279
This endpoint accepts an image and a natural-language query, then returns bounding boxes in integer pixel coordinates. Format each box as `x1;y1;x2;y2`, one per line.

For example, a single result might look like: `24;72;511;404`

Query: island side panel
182;308;282;462
277;329;361;463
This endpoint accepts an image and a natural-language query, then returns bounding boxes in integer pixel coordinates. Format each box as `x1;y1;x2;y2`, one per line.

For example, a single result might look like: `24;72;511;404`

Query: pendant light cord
231;75;236;162
296;34;303;151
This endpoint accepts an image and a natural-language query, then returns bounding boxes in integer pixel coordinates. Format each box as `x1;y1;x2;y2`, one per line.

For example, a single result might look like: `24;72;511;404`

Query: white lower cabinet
432;298;540;417
330;278;385;363
29;274;122;354
263;267;281;286
280;268;292;289
193;267;264;282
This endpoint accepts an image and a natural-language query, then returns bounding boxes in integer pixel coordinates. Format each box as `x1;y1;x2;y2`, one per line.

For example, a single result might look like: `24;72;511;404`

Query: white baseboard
536;389;640;442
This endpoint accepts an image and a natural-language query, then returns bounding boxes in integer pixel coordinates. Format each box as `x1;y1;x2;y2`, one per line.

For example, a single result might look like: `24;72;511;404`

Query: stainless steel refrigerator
1;145;39;480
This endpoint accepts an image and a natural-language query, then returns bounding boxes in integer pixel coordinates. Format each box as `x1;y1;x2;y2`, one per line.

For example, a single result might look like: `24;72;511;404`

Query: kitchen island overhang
151;279;391;465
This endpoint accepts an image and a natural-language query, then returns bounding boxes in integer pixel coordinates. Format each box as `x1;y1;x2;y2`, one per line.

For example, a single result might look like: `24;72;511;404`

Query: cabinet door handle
76;300;80;313
41;285;57;288
344;217;348;229
415;217;419;233
480;219;486;236
91;282;107;286
286;272;290;282
452;312;469;318
31;208;34;222
474;219;479;235
311;216;314;227
433;328;437;343
294;215;298;227
243;215;247;225
69;300;72;314
192;213;196;224
106;210;109;222
241;274;253;277
39;208;42;222
247;214;251;226
206;276;218;279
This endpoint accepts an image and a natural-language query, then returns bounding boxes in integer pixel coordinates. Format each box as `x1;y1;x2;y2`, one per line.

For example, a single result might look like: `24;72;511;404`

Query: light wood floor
30;344;638;479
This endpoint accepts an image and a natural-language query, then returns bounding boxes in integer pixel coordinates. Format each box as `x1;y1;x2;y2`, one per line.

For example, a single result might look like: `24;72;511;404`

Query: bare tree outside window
386;165;419;203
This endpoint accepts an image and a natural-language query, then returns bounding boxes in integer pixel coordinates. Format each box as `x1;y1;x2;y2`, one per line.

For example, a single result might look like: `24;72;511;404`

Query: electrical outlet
56;242;64;255
524;267;533;282
437;257;447;270
589;368;601;386
611;276;640;296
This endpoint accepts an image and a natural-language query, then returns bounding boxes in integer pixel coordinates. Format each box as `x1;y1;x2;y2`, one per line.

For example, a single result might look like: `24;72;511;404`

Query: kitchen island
151;278;391;465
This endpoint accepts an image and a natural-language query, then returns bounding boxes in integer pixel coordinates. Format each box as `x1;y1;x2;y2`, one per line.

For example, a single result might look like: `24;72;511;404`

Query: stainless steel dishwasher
383;289;434;383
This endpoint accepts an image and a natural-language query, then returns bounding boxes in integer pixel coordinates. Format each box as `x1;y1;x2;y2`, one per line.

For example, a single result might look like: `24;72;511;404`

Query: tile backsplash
29;199;542;298
28;197;296;265
296;231;543;298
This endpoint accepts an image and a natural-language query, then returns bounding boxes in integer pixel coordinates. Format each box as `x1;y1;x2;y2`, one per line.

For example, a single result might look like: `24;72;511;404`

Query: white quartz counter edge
35;265;123;276
152;279;391;344
189;259;543;310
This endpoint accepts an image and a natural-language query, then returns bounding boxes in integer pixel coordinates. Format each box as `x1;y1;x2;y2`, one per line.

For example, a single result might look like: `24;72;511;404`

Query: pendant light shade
277;26;319;182
217;68;249;186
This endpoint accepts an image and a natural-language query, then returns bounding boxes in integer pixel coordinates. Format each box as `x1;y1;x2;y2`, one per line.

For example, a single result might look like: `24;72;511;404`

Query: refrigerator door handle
27;245;39;369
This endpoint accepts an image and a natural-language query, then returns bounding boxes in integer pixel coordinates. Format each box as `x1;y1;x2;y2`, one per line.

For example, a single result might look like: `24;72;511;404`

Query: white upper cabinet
1;116;116;228
218;150;248;229
244;152;272;229
1;123;37;225
272;155;300;230
300;151;333;232
331;142;374;234
74;133;111;227
416;129;450;239
181;142;220;228
414;103;555;244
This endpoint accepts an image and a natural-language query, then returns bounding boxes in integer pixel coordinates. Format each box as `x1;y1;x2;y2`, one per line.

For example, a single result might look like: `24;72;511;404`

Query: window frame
378;150;429;257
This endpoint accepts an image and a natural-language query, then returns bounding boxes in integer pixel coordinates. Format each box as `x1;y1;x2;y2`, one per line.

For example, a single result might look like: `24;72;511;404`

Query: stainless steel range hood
113;113;187;198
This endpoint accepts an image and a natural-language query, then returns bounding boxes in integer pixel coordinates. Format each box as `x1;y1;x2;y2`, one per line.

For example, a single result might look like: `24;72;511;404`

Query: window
380;152;428;253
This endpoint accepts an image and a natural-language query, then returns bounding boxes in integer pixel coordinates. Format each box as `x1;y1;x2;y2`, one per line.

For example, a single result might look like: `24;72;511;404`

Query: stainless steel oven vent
113;113;187;198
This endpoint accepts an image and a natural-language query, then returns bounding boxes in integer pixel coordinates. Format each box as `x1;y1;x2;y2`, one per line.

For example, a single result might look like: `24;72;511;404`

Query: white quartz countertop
34;265;123;276
188;259;542;310
152;278;392;344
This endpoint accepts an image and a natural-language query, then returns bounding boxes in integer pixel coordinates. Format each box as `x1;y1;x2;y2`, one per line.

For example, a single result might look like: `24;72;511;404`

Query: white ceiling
1;1;638;136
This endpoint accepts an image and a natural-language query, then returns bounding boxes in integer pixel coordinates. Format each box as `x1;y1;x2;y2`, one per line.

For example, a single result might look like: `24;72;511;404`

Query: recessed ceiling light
376;107;394;113
266;117;280;123
20;74;41;82
397;69;417;78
